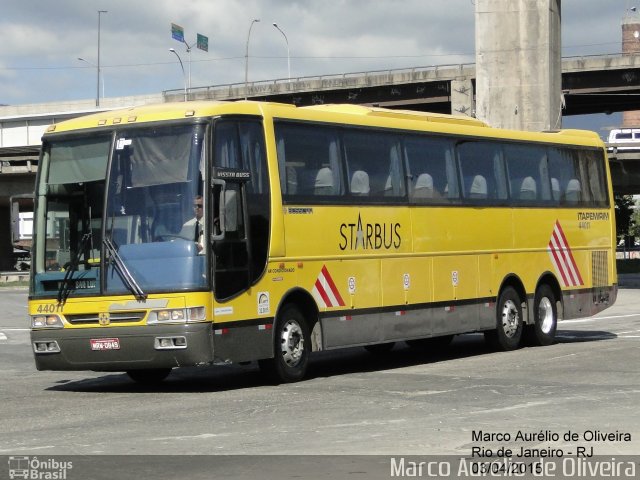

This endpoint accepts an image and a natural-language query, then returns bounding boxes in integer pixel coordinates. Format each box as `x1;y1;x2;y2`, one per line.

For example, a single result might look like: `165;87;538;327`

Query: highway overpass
165;53;640;116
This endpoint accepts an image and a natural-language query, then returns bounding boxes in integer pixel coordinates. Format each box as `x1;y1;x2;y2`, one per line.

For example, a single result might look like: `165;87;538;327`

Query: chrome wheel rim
538;297;554;334
280;319;304;367
501;300;520;338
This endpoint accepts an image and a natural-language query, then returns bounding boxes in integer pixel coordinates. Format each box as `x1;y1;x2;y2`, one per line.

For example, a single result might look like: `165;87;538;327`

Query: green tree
615;195;636;247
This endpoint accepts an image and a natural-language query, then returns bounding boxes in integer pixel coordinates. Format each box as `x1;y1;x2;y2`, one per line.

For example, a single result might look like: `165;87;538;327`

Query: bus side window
343;129;405;199
548;147;584;206
457;141;505;201
583;151;608;206
275;122;343;200
405;135;455;203
504;143;546;202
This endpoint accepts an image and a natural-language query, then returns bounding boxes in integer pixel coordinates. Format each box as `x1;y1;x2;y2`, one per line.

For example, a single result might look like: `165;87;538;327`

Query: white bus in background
10;195;34;271
608;128;640;150
16;212;33;241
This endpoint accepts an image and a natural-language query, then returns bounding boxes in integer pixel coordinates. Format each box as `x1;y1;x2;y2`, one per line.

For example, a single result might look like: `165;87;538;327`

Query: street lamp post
173;42;194;92
272;23;290;81
97;10;107;107
169;48;188;101
78;57;105;99
244;19;260;96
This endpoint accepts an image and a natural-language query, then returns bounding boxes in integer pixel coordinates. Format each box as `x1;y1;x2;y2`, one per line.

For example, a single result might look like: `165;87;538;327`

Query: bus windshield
32;123;207;298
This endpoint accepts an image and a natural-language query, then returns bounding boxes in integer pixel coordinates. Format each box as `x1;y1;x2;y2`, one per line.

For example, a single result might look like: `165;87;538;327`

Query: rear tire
526;284;557;346
259;304;310;383
485;286;523;351
126;368;172;384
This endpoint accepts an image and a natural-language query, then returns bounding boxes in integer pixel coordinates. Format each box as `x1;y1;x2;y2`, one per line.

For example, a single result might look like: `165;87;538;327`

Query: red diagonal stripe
321;265;345;306
549;239;570;287
552;228;578;286
314;278;332;307
554;221;583;285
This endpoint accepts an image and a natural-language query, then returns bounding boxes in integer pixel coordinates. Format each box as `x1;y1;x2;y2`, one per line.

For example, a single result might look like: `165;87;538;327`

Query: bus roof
300;104;490;128
44;100;604;147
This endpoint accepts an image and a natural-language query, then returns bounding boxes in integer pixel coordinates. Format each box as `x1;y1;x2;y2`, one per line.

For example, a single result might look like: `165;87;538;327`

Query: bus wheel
126;368;172;384
526;284;557;346
259;304;310;383
485;286;523;351
364;342;395;354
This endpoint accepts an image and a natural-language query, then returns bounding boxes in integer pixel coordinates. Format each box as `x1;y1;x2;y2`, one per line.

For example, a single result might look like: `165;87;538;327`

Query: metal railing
163;62;476;101
163;52;640;101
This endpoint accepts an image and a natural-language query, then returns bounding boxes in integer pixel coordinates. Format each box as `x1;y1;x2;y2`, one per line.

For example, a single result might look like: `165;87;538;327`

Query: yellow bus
29;101;617;383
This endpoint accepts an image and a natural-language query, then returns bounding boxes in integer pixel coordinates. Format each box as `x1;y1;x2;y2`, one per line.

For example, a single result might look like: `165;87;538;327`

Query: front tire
485;286;524;351
259;304;310;383
526;284;557;346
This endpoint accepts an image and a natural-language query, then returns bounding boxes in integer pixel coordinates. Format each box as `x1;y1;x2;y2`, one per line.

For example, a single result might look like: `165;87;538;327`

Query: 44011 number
35;303;63;314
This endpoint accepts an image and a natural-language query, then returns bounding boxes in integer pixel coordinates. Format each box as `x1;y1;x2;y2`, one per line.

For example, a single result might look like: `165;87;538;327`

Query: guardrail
163;52;640;101
165;62;477;101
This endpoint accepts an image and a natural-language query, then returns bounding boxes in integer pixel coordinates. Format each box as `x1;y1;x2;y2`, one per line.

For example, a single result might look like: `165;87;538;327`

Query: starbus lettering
339;213;401;251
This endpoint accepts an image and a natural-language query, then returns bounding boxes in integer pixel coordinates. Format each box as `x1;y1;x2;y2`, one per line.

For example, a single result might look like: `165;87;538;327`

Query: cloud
0;0;632;105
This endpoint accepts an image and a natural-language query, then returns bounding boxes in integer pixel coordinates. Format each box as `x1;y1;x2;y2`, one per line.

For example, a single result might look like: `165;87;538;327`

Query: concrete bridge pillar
475;0;562;131
450;78;475;118
622;11;640;127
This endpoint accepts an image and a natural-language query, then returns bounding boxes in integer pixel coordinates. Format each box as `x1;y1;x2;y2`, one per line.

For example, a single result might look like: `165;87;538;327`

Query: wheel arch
498;274;527;305
497;274;528;323
535;271;563;320
275;287;322;350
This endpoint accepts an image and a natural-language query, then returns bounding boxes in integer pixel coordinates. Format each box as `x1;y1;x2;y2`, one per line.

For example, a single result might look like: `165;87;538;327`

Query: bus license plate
90;338;121;351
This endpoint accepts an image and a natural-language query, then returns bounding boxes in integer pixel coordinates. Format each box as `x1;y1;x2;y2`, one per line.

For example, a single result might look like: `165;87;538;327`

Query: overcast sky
1;0;637;132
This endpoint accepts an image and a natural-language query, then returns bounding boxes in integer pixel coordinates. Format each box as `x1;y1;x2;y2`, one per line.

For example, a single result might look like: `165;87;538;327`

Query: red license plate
90;338;121;351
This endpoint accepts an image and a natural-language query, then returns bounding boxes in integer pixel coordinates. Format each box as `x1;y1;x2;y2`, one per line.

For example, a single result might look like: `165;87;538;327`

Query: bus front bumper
31;323;214;371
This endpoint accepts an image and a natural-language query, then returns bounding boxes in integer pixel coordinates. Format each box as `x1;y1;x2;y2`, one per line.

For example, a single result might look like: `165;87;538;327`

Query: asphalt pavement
0;283;638;479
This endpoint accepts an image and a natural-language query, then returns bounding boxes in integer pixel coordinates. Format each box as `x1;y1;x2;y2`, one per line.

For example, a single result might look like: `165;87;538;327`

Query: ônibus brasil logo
8;456;73;480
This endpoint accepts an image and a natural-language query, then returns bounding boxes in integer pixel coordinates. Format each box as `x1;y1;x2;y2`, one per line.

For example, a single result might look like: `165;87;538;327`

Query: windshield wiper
57;232;92;305
102;237;147;301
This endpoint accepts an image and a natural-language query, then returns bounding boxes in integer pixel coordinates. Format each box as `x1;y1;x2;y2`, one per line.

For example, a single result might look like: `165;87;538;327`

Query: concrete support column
450;78;475;117
622;12;640;127
475;0;562;131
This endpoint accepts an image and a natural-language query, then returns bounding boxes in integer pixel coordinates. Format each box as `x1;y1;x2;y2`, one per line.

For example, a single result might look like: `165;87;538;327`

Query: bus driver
180;195;205;253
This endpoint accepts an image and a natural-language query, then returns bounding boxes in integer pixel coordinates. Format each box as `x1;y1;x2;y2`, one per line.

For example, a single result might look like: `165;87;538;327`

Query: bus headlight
187;307;206;321
31;315;64;329
147;307;206;324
